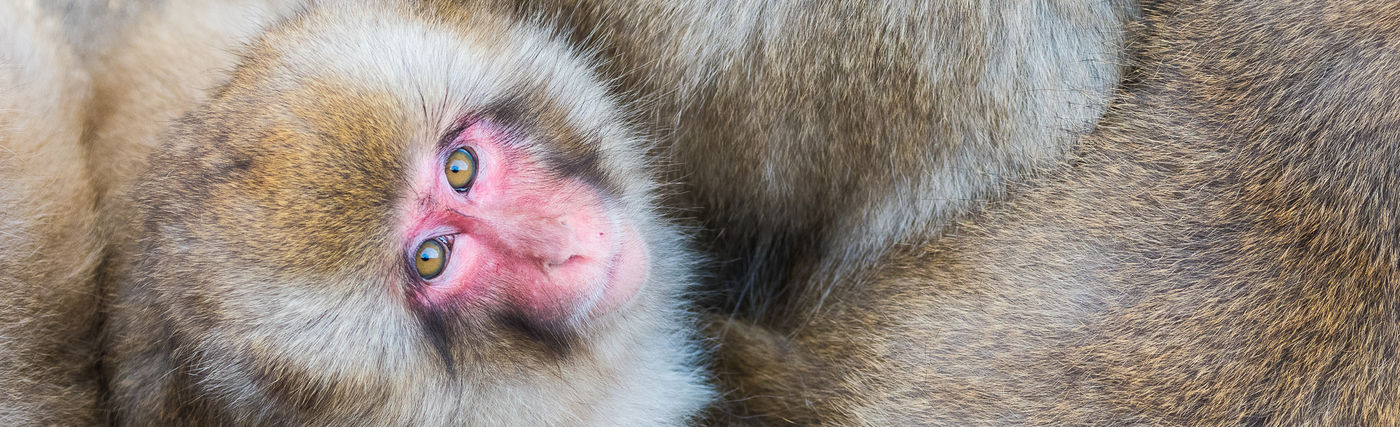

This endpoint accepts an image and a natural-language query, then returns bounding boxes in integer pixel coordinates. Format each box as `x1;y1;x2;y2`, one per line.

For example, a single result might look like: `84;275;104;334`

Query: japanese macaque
76;0;1400;424
89;0;1150;423
99;2;711;424
0;2;102;424
709;0;1400;423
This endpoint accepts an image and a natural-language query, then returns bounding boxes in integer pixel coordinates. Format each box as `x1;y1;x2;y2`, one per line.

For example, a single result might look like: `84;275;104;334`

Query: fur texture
100;2;712;425
710;0;1400;423
0;1;102;424
510;0;1139;320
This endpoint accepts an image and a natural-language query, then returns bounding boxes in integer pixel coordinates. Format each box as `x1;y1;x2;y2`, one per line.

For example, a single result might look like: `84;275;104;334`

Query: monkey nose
525;216;598;271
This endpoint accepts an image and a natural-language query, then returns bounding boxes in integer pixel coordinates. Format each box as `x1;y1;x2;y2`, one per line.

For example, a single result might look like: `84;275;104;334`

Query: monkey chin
400;118;649;336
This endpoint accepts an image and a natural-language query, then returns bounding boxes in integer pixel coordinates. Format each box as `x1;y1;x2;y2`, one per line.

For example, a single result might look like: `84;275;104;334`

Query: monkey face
112;4;710;424
398;118;650;332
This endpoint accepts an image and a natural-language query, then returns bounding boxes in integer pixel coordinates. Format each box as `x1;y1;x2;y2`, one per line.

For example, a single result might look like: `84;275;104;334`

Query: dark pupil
451;164;462;173
420;247;438;261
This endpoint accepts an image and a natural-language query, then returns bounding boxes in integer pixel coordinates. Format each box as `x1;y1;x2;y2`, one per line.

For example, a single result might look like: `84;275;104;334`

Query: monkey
12;0;1173;422
97;1;714;424
705;0;1400;423
77;0;1157;423
78;0;1400;424
87;0;1142;326
87;0;1153;420
0;1;103;424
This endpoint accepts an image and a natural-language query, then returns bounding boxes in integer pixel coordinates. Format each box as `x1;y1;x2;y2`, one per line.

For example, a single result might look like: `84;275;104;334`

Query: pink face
399;119;648;329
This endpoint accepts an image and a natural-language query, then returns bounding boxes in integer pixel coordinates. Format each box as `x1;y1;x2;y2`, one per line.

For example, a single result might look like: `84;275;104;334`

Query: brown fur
0;2;103;424
99;2;712;424
508;0;1139;320
86;0;306;221
87;0;1152;423
709;0;1400;423
42;0;155;64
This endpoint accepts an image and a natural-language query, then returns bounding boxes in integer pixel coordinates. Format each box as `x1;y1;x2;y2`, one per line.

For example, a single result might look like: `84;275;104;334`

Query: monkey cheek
591;224;649;318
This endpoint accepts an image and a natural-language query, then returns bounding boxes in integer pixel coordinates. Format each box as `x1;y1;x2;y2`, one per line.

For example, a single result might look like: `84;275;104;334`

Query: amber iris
445;147;477;192
414;239;447;280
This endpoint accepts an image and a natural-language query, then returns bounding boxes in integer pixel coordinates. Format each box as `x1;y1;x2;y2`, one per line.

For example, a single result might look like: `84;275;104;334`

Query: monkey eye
414;238;448;280
444;147;478;192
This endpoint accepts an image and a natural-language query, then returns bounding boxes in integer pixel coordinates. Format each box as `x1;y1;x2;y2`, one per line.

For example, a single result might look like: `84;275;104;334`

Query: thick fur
89;0;1148;423
87;0;307;214
0;1;102;424
42;0;155;64
506;0;1139;319
101;2;711;425
710;0;1400;424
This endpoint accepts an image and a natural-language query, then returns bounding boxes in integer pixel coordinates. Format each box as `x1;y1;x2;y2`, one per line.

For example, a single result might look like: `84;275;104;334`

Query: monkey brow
435;121;471;152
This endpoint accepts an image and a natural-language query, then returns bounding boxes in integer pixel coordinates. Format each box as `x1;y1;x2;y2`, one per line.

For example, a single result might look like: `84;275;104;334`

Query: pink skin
401;120;648;326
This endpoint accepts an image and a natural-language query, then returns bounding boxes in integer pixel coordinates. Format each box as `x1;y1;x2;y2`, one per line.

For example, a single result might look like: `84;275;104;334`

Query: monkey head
106;4;712;424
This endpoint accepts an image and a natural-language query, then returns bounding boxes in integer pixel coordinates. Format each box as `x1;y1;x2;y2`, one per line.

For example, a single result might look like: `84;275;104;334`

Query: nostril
518;213;604;271
532;215;586;268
